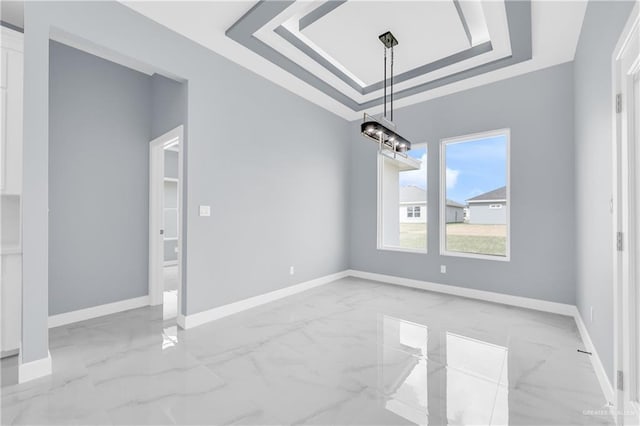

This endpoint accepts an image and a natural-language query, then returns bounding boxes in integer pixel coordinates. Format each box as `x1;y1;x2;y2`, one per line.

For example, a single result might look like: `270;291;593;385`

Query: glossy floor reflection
1;277;612;425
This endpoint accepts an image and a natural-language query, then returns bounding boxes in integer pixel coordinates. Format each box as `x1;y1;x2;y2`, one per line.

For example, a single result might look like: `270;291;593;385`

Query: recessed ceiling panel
124;0;592;119
301;1;471;86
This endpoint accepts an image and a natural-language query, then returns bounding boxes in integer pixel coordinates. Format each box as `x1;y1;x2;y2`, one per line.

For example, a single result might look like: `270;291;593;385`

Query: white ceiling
0;1;24;29
117;1;587;120
301;1;471;86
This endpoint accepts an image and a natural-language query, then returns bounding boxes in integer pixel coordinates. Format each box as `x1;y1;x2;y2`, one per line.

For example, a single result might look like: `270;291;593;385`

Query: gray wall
23;1;349;362
574;0;634;384
151;73;186;141
350;62;576;304
49;41;151;315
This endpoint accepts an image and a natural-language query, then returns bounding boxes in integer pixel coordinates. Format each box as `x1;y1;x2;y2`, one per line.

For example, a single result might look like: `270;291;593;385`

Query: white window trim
377;145;428;255
439;128;511;262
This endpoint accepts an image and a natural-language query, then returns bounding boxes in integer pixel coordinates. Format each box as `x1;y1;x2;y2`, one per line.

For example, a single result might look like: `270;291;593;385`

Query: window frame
377;143;428;254
439;128;511;262
407;206;414;218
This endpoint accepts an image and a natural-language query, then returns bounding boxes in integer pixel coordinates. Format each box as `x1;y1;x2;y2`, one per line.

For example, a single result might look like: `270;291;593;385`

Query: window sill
440;250;510;262
378;246;428;255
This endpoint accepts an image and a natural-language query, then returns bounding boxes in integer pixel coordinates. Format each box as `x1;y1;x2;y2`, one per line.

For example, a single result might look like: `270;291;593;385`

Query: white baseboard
176;313;187;329
573;307;614;405
347;269;576;316
180;270;349;329
19;351;52;383
48;296;150;328
346;269;614;410
37;268;615;410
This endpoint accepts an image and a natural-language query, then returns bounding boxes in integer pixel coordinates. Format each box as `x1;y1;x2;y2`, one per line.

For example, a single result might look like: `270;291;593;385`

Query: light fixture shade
360;30;413;153
361;119;411;153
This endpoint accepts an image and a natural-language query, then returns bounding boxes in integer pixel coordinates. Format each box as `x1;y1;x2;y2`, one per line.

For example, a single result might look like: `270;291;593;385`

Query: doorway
149;126;183;322
613;3;640;424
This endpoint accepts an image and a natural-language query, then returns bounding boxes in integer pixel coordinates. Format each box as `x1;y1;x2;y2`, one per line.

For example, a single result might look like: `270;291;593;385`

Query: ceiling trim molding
274;26;493;95
226;0;359;109
453;0;474;46
226;0;531;112
298;0;346;32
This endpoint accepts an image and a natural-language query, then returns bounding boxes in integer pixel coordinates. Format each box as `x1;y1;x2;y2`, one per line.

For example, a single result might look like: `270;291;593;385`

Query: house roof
446;199;466;208
400;186;426;203
467;186;507;203
399;186;466;208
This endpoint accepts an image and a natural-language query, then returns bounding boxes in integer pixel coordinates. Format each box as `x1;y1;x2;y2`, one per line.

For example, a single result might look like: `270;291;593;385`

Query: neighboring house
445;199;465;223
400;186;426;223
399;186;465;224
467;186;507;225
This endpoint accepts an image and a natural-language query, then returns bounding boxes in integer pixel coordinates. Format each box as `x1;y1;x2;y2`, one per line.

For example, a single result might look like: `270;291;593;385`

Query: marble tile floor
1;277;612;425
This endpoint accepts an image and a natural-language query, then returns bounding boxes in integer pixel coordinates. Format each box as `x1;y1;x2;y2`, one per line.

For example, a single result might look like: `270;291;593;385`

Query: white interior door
614;4;640;423
149;126;183;318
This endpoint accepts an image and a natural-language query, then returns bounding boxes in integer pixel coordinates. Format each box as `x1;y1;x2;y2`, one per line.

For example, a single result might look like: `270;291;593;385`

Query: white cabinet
1;27;23;357
1;29;23;197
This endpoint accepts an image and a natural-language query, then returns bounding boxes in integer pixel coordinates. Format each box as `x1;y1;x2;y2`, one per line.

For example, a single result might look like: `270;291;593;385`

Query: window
378;145;427;252
440;129;509;260
407;206;421;218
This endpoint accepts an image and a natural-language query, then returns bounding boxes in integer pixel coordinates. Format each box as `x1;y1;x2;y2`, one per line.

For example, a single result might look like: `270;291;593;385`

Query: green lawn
399;223;507;256
399;223;427;250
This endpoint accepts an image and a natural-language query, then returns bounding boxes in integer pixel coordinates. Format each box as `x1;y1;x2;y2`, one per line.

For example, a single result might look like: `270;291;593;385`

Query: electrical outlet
440;265;446;274
590;306;594;323
290;266;295;276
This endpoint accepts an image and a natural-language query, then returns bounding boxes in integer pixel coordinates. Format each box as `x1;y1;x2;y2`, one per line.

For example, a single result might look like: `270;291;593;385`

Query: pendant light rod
378;31;397;121
361;31;412;154
384;46;387;118
391;45;394;122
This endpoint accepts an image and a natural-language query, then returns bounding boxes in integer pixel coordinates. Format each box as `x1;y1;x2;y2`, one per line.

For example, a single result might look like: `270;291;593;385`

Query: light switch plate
199;205;211;217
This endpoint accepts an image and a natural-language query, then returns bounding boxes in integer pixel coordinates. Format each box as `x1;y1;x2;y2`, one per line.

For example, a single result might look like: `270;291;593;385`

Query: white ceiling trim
227;0;532;111
121;0;587;121
253;0;512;104
299;0;471;85
458;0;491;45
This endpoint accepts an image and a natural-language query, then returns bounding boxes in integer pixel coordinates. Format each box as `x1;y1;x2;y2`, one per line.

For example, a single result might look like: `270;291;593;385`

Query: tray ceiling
122;1;588;120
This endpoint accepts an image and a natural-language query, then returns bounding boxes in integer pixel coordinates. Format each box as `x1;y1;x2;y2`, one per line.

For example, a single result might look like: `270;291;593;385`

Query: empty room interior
2;0;640;425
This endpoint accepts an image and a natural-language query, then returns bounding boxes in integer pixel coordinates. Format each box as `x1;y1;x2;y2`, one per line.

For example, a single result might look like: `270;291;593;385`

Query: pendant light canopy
361;31;412;154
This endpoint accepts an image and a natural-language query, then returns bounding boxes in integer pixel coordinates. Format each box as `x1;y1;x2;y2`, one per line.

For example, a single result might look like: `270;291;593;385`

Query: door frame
613;3;640;424
149;125;183;318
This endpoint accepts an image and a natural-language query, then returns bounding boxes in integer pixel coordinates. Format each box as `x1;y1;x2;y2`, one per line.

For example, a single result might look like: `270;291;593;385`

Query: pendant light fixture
361;31;412;154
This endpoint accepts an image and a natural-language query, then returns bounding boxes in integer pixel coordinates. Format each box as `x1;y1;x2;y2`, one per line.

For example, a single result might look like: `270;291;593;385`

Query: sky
399;134;507;204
